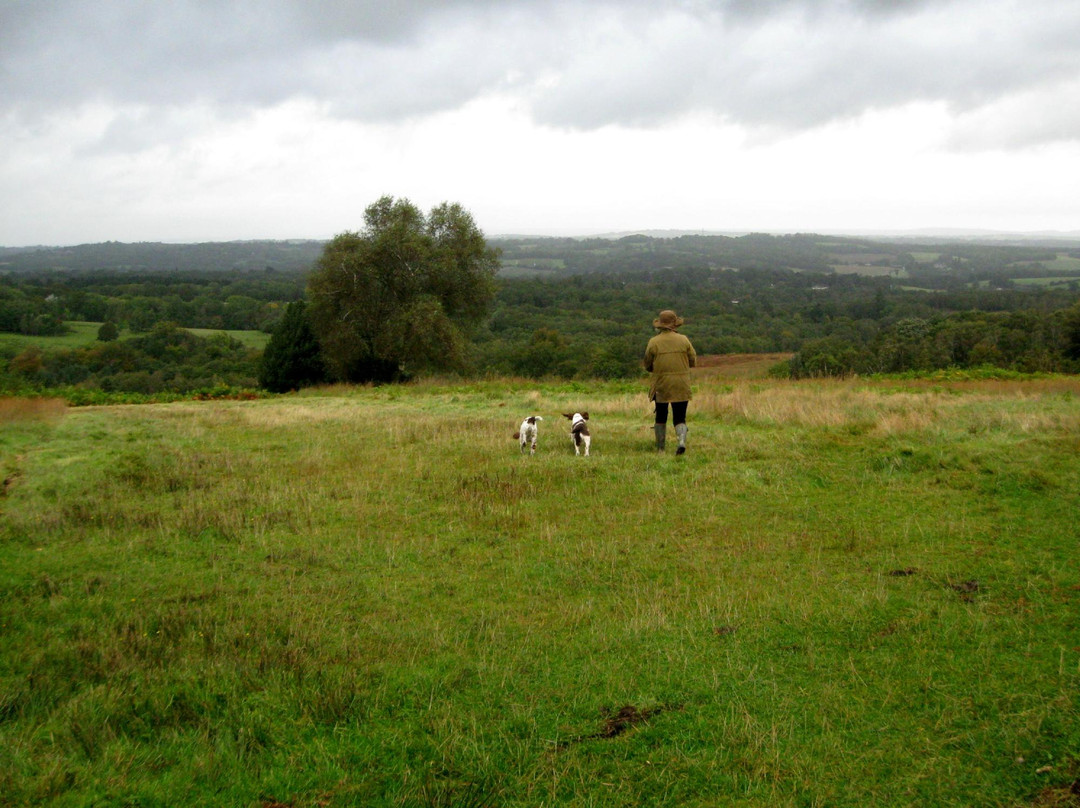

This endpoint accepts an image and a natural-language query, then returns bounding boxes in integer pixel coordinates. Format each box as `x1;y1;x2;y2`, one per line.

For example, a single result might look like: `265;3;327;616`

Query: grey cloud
3;0;1079;147
527;0;1080;143
713;0;941;21
0;0;520;118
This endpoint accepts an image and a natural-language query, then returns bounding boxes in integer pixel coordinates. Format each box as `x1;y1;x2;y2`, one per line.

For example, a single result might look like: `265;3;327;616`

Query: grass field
1017;255;1080;273
185;327;270;350
829;265;903;277
0;322;106;352
0;323;270;354
1;372;1078;806
1010;277;1080;288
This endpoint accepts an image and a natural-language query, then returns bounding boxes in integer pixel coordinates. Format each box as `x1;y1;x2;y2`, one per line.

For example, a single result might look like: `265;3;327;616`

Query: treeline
496;233;834;274
472;267;1080;378
0;269;306;335
3;233;1080;396
7;233;1078;283
494;233;1079;282
0;240;323;275
789;309;1080;378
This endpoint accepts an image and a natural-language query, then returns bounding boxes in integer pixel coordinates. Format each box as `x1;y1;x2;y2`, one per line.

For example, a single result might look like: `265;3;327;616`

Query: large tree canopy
307;196;499;382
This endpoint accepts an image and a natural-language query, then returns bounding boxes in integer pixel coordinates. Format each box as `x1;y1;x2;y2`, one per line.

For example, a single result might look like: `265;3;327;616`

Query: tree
10;346;44;377
513;328;571;378
306;196;499;382
1064;303;1080;362
258;300;327;392
789;336;864;378
97;321;119;342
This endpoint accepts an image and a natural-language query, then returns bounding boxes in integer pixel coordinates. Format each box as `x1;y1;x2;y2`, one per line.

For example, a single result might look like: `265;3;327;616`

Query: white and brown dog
562;412;591;456
513;416;543;454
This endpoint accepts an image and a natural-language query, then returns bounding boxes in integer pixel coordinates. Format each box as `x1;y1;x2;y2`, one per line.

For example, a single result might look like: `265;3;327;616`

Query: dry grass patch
696;353;794;379
695;381;891;429
692;378;1080;436
238;399;368;429
0;397;66;424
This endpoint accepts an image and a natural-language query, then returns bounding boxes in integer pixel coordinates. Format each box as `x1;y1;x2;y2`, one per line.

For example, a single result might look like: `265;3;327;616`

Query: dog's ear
561;413;572;419
581;412;589;420
526;416;535;425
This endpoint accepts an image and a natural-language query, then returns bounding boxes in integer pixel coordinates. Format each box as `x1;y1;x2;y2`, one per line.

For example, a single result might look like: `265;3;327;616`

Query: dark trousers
654;401;688;426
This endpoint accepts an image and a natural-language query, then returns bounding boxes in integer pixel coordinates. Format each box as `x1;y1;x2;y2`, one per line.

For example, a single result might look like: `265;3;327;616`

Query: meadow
1;369;1078;807
0;322;107;352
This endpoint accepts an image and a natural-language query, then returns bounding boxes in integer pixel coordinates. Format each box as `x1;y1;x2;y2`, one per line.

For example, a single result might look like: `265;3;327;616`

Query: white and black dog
513;416;543;454
562;412;591;456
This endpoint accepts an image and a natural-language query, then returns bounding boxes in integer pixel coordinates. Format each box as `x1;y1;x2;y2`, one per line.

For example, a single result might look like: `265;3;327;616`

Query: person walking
644;309;697;454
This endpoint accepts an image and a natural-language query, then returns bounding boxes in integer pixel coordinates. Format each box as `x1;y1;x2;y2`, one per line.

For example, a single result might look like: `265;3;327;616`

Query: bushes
786;308;1080;378
472;328;641;381
2;323;259;395
788;336;866;378
96;321;119;342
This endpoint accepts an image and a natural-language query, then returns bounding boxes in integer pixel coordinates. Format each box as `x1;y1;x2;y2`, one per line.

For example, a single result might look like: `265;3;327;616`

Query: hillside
5;233;1080;282
0;240;325;275
493;232;1080;281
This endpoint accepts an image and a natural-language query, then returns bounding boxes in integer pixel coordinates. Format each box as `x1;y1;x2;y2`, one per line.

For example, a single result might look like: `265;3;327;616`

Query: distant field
2;373;1077;806
830;264;902;277
1011;276;1080;287
185;327;270;350
500;258;566;270
0;321;103;352
0;322;269;353
498;257;567;278
827;252;894;265
1025;254;1080;272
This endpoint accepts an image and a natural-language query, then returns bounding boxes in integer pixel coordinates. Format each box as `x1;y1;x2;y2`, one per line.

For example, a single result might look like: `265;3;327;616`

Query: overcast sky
2;0;1079;246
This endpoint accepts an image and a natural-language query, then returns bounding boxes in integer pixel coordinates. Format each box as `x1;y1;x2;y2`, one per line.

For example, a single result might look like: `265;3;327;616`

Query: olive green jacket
644;329;696;403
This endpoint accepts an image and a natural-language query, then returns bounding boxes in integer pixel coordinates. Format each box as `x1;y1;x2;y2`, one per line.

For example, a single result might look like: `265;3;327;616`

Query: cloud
526;0;1080;142
3;0;1079;149
947;77;1080;149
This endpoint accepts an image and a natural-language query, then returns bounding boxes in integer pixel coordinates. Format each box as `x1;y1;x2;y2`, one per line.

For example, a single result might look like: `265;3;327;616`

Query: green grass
829;264;902;277
0;323;270;354
499;258;567;270
0;322;106;352
185;327;270;350
2;375;1078;806
1010;276;1080;287
1015;255;1080;273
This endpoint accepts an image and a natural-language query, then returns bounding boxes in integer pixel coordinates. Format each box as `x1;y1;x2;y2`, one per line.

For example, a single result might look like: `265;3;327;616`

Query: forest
2;232;1080;397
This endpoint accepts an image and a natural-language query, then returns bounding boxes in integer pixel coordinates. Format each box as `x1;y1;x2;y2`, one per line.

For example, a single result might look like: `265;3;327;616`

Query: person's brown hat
653;309;684;330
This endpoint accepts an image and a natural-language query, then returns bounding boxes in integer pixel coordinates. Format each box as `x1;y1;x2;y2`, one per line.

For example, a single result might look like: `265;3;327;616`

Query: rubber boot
653;424;667;452
675;423;688;455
